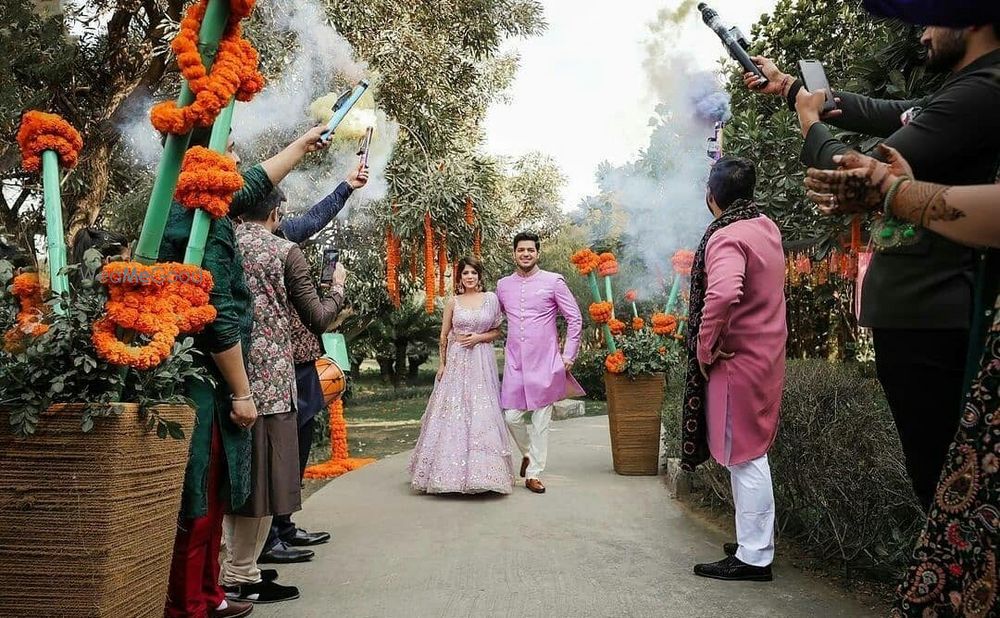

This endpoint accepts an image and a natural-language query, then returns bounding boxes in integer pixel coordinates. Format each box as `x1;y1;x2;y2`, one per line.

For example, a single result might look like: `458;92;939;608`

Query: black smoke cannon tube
697;3;768;87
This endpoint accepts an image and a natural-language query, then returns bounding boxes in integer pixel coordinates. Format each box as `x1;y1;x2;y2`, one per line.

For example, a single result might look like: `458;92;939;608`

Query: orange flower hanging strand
174;147;244;218
16;111;84;172
423;212;436;314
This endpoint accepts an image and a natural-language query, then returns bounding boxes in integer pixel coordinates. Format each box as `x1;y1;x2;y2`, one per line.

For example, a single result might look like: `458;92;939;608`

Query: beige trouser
220;514;273;586
504;404;553;479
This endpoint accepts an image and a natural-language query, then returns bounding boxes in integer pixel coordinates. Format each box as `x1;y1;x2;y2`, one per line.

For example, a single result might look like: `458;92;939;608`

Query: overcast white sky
484;0;780;211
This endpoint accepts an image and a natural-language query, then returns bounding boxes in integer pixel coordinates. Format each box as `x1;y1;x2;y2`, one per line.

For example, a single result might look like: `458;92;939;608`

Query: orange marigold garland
16;111;84;172
409;247;419;280
423;212;436;313
671;249;695;276
464;196;475;225
174;147;244;219
605;350;626;374
150;0;265;135
588;301;613;324
570;249;600;276
303;399;375;480
608;318;625;336
632;316;645;331
473;228;482;259
597;252;619;277
4;273;49;352
386;227;401;308
92;262;218;369
651;312;678;336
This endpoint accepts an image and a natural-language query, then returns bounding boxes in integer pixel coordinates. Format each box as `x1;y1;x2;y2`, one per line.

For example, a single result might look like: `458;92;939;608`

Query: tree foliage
722;0;940;253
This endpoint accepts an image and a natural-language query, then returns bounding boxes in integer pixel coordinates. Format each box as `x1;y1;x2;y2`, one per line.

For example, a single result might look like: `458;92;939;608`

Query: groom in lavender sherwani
496;232;584;494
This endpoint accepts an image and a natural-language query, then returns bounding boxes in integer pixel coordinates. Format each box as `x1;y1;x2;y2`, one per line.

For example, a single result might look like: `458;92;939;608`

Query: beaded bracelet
872;176;919;249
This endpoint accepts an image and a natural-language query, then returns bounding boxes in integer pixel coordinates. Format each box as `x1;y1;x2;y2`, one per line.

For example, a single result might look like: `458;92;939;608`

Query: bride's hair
454;256;487;295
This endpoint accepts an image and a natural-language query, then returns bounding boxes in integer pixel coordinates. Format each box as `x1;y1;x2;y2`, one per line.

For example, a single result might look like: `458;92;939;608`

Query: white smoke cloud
115;0;397;217
581;1;731;292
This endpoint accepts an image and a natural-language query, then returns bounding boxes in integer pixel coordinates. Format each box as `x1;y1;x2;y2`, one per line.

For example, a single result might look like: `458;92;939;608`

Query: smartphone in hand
320;248;340;285
798;59;837;114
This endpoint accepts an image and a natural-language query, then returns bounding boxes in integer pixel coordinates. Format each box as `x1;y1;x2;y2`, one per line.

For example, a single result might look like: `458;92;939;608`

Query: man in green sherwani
161;125;330;618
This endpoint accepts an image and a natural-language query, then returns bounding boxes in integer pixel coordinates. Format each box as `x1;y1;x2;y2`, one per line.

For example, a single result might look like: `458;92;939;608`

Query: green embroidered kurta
159;164;273;518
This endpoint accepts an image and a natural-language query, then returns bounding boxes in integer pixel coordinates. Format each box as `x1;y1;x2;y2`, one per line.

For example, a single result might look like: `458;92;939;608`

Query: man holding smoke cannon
741;19;1000;516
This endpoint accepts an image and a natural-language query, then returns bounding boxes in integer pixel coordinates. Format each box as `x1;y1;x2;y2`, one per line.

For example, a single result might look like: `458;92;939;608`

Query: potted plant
570;248;689;475
0;253;208;616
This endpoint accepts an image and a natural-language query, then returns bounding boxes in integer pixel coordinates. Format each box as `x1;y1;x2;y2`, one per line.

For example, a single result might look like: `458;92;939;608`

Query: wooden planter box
604;372;666;475
0;404;194;617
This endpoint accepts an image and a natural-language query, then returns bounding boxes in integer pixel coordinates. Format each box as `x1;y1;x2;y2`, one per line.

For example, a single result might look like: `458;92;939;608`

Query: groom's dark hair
512;231;540;251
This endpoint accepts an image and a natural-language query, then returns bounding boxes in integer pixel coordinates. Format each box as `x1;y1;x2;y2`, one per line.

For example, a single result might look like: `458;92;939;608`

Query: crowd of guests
689;2;998;615
71;125;368;618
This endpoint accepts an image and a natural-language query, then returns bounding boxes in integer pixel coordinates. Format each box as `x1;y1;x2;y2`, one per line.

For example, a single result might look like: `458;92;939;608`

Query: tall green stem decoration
665;274;681;314
587;271;616;353
134;0;231;265
604;275;614;316
183;101;236;266
40;150;68;301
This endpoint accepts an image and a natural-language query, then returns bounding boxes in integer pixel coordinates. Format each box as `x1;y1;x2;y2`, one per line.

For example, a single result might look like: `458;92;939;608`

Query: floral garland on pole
92;263;218;369
423;212;436;314
150;0;265;135
174;147;244;218
15;111;83;172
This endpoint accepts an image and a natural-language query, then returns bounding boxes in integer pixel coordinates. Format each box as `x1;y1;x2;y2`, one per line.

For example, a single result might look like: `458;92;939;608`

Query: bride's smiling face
460;265;480;292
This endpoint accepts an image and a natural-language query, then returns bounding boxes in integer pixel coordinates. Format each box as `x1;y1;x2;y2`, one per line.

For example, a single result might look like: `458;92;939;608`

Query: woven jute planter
604;372;666;475
0;404;194;617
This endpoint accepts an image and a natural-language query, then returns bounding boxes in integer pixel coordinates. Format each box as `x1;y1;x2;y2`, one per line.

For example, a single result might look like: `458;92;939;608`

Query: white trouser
504;405;553;479
727;454;775;567
220;514;273;586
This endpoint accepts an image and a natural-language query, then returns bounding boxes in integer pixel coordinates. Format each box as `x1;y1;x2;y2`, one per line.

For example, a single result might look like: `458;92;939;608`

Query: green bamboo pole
134;0;231;265
41;150;69;301
665;274;681;314
587;271;616;353
604;275;614;317
631;302;638;319
183;100;235;266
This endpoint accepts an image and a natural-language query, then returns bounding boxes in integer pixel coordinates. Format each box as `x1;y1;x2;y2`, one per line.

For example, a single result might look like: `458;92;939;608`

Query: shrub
665;359;923;580
573;347;608;401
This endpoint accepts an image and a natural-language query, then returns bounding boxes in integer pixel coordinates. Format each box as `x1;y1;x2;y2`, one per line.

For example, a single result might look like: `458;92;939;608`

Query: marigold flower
605;350;626;374
174;147;244;219
608;318;625;336
570;249;600;276
632;316;645;331
651;312;678;336
16;111;84;172
597;252;619;276
588;301;613;324
671;249;695;276
624;289;637;302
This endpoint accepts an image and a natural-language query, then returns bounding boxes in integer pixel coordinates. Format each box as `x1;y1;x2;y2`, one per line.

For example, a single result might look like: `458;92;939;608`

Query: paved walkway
256;416;881;618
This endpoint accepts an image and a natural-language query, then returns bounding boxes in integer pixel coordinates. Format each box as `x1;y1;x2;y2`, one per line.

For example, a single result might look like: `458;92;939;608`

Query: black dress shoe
693;555;773;582
258;541;314;564
224;580;300;604
284;527;331;547
723;542;738;557
261;568;278;583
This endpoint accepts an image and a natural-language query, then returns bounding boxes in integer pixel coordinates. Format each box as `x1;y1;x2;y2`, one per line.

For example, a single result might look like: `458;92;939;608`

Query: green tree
722;0;939;252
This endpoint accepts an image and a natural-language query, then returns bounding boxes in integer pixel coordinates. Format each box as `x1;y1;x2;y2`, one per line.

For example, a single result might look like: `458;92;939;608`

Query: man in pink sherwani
683;157;787;582
496;232;584;494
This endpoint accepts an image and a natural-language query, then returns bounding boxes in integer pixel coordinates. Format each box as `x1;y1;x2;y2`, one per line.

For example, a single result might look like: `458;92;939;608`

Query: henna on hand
892;181;966;226
805;167;885;214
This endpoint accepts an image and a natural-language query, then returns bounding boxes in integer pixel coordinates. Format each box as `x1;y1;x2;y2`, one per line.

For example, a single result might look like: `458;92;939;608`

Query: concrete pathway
256;416;881;618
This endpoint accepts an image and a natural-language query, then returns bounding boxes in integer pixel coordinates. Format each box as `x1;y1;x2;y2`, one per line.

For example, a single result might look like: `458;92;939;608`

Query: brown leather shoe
519;456;529;478
211;599;253;618
525;478;546;494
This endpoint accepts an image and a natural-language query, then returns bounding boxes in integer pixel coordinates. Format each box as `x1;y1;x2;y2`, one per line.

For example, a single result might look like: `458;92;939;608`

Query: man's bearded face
921;27;968;73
